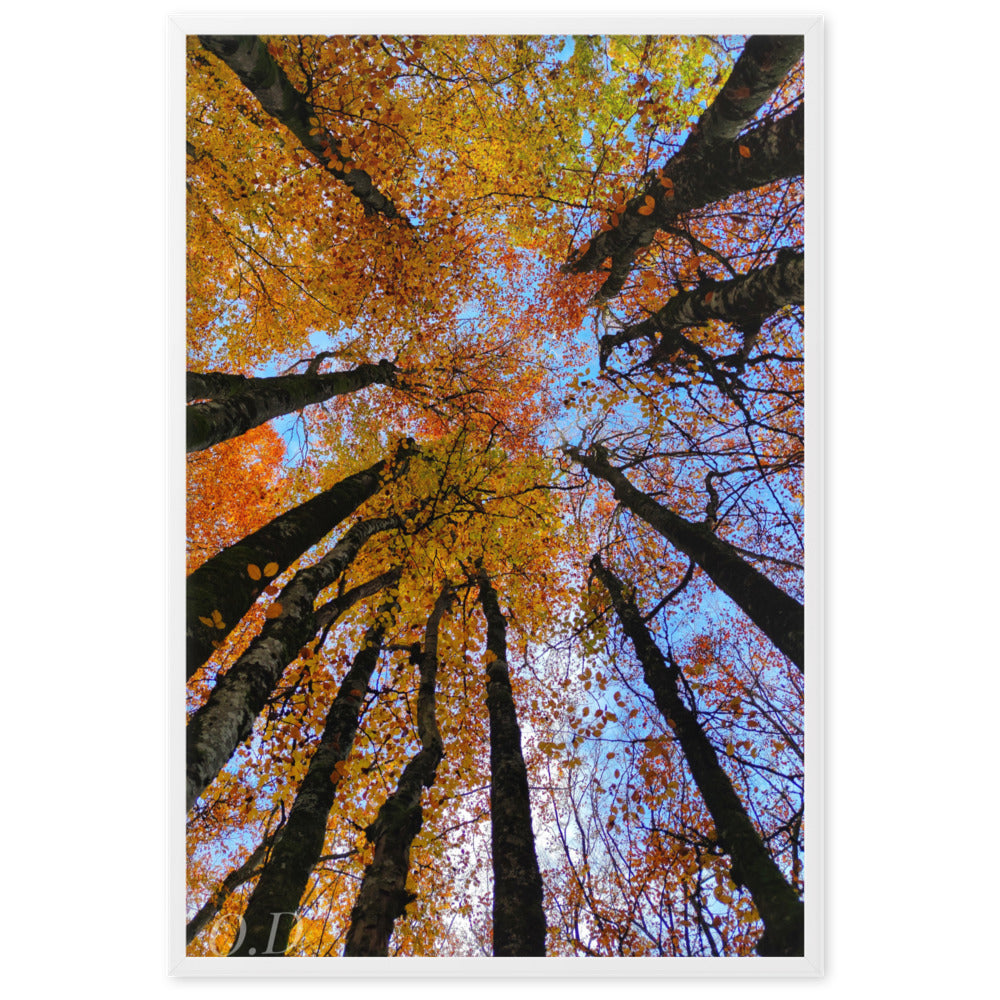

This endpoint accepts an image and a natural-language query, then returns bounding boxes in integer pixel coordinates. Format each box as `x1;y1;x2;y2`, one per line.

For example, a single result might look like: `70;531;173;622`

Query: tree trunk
186;440;414;679
314;568;401;630
186;360;397;453
566;445;803;670
229;601;396;956
567;36;803;302
186;516;401;812
198;35;408;222
477;567;547;956
187;819;286;946
681;35;804;152
343;585;454;956
591;555;804;957
598;250;804;369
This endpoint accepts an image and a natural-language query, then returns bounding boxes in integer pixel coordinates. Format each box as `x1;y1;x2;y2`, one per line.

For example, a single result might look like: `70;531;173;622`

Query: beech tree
185;31;807;960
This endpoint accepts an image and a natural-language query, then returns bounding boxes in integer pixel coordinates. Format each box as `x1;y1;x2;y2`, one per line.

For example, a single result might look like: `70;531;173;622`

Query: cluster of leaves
186;32;804;959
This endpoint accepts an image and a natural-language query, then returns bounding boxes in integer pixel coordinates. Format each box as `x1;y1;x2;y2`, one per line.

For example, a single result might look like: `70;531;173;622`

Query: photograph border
168;13;824;978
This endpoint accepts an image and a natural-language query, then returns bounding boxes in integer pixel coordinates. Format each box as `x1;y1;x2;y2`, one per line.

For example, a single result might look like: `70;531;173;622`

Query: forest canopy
184;31;807;960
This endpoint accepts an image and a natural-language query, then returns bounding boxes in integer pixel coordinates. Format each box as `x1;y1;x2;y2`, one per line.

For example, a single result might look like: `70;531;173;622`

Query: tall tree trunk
565;445;803;670
186;516;401;812
186;360;397;453
477;567;547;956
343;585;454;956
591;555;804;957
187;818;287;946
186;440;414;679
681;35;804;152
228;600;396;957
598;250;804;369
198;35;408;222
566;36;803;301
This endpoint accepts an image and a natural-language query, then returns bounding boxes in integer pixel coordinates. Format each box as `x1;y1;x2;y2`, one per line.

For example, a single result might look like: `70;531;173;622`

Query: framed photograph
171;14;822;977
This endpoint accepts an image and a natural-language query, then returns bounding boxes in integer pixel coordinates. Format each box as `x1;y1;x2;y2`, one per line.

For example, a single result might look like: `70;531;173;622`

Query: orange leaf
349;688;364;698
704;290;715;304
263;562;279;576
265;602;283;619
198;615;214;627
247;564;262;580
263;584;280;596
637;195;656;216
738;144;751;158
730;86;751;101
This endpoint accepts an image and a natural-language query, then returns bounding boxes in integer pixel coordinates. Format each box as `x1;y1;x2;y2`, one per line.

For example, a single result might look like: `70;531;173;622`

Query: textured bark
186;360;397;452
566;446;803;671
681;36;804;152
186;440;414;679
229;602;395;956
598;250;804;369
343;586;454;957
477;568;547;956
591;555;804;957
568;86;803;301
187;821;286;945
198;35;408;222
186;516;401;812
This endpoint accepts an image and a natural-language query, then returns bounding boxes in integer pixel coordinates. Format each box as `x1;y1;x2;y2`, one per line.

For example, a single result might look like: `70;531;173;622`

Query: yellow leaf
199;616;214;627
713;885;732;905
